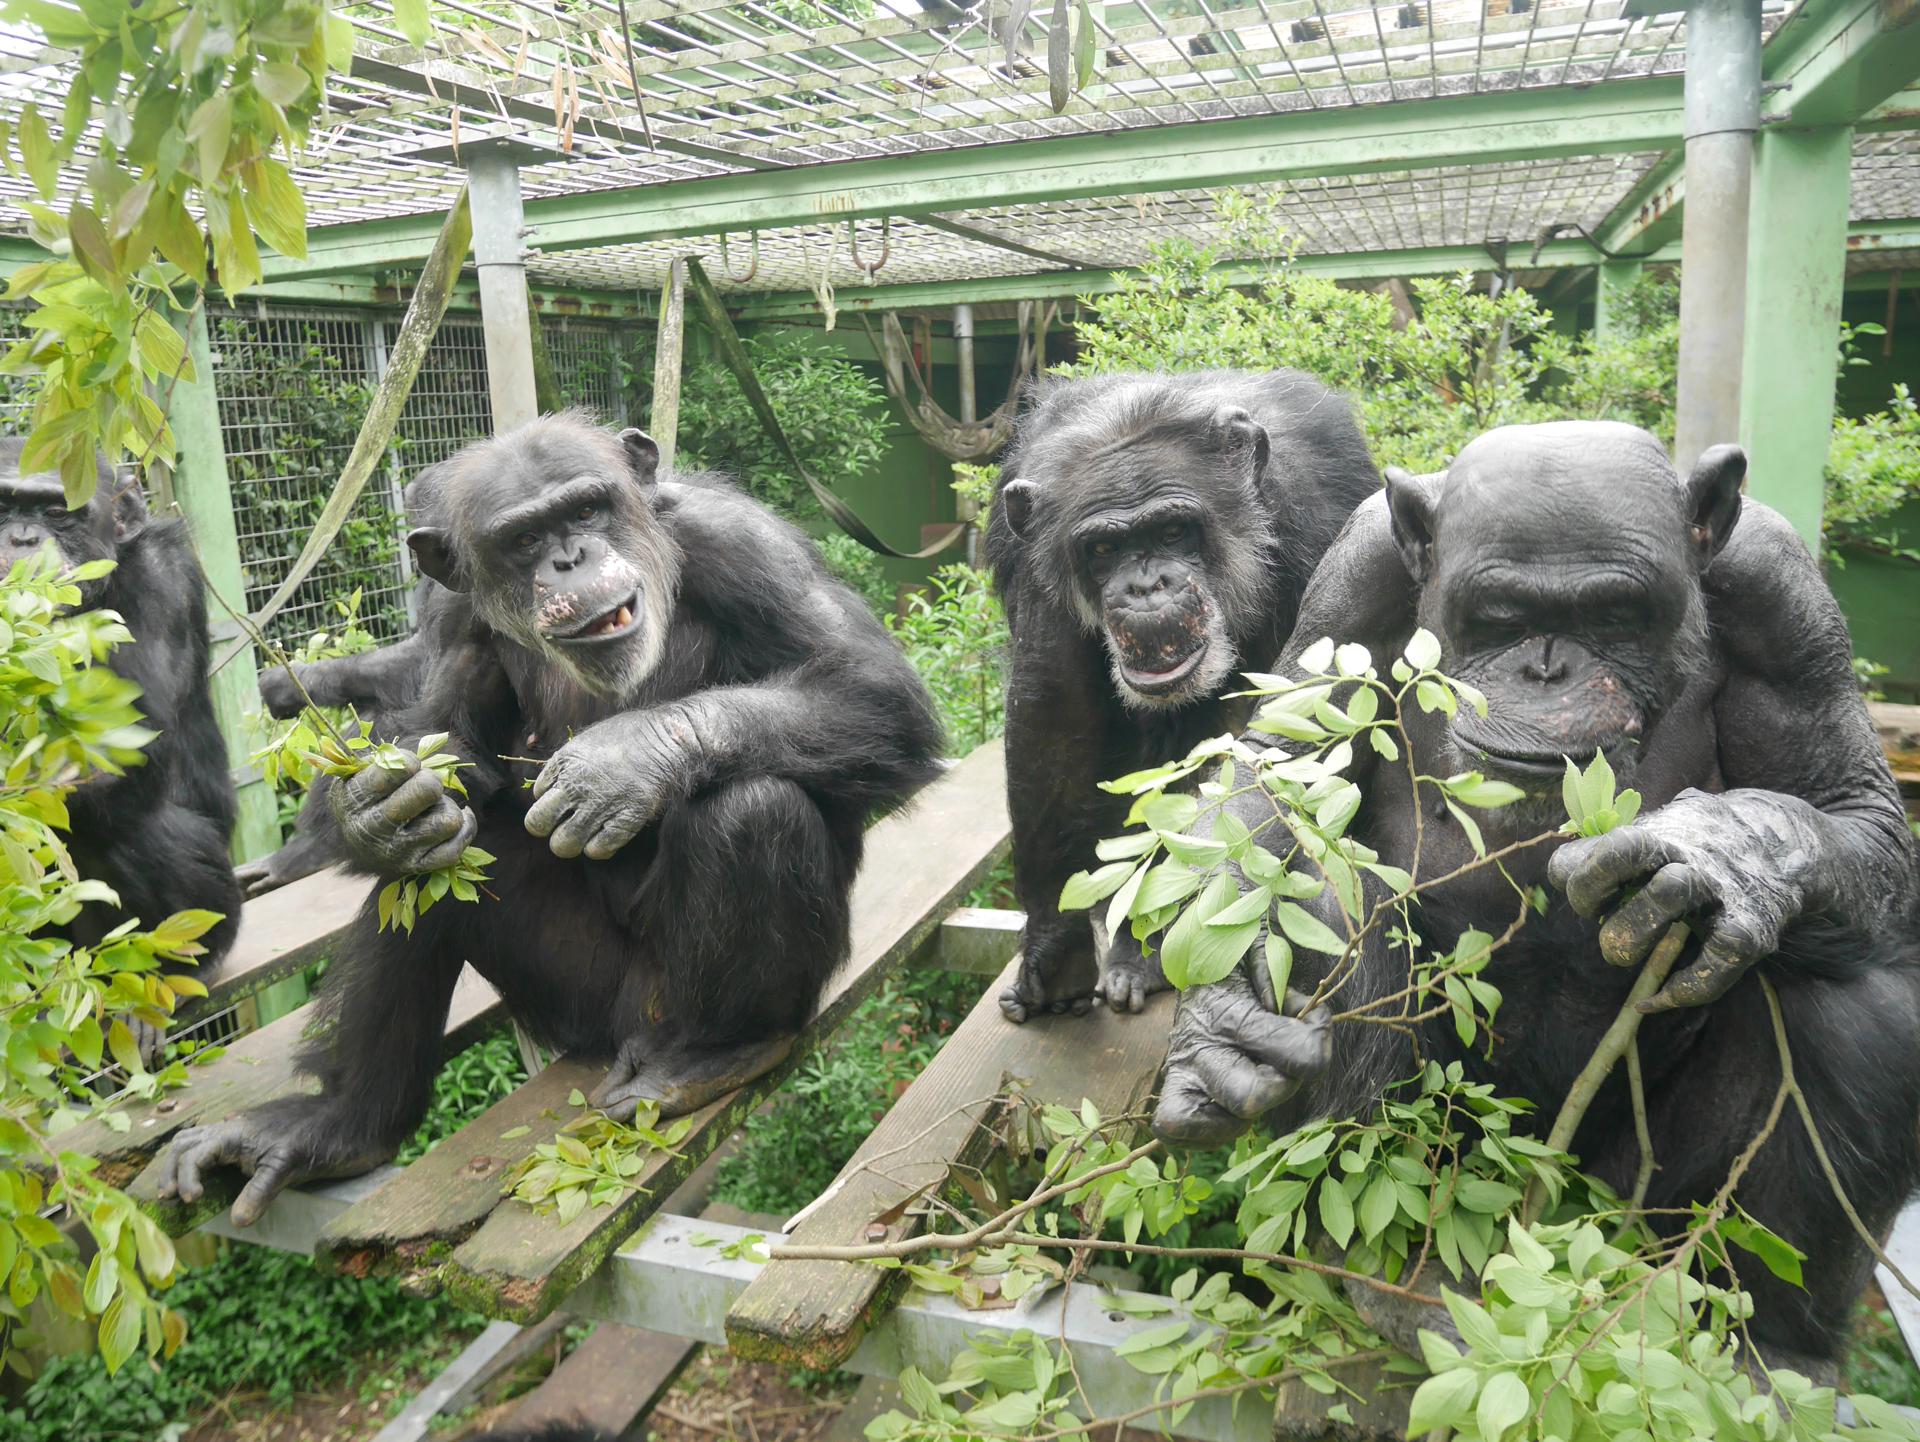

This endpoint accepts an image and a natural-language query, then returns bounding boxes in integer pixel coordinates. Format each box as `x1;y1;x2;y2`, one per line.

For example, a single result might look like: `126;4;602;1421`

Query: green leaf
243;156;307;258
18;103;56;200
1114;1319;1190;1356
1445;772;1526;810
1358;1173;1398;1242
393;0;432;47
1444;799;1486;857
1403;628;1442;671
1059;860;1133;910
1263;932;1292;1007
1475;1370;1530;1442
1074;0;1097;89
1271;901;1346;956
1160;872;1260;989
1406;1366;1478;1435
1318;1174;1354;1247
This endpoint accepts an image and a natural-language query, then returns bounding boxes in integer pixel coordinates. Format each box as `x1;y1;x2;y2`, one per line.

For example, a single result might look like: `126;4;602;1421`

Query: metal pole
466;146;540;434
1673;0;1761;471
953;304;980;566
651;259;687;475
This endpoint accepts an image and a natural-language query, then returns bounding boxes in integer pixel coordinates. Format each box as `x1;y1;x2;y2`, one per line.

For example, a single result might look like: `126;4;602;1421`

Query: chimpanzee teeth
616;605;633;628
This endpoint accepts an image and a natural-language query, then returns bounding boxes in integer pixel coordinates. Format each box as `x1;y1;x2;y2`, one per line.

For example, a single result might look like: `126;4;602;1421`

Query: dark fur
160;415;941;1208
986;369;1379;1019
0;442;241;978
1156;422;1920;1374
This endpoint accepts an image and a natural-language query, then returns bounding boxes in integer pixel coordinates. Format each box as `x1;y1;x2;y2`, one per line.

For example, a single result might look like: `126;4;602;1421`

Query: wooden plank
934;906;1025;976
116;967;502;1234
436;739;1010;1324
1872;701;1920;774
495;1322;695;1439
723;953;1175;1369
370;1316;569;1442
317;1059;605;1280
175;865;367;1027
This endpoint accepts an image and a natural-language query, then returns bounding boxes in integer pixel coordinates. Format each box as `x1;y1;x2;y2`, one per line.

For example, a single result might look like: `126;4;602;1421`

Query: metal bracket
848;216;891;279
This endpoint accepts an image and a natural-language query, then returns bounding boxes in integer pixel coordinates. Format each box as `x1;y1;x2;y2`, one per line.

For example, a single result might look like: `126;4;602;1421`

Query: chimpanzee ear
109;469;149;541
620;428;661;488
406;527;465;590
1384;466;1441;584
1215;406;1271;486
1000;479;1039;540
1682;444;1745;567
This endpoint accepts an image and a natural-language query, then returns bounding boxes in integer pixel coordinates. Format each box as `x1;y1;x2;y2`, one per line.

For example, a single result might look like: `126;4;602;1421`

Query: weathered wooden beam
723;953;1173;1369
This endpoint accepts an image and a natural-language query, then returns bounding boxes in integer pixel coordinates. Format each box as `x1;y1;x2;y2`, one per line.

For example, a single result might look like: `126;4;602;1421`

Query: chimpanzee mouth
552;593;640;646
1117;645;1206;696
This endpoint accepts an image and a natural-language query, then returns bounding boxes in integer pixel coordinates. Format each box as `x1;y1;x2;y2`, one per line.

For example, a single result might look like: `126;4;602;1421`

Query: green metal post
1737;126;1853;549
1594;259;1645;339
172;308;281;866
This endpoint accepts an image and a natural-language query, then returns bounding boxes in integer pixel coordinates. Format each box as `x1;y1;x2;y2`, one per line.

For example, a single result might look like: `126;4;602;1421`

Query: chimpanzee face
0;441;135;606
1388;422;1742;810
1001;406;1276;709
408;415;682;696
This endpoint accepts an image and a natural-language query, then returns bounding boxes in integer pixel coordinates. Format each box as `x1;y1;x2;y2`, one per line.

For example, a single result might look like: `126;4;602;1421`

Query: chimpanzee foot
591;1032;796;1121
158;1109;384;1227
1094;935;1167;1015
998;948;1099;1025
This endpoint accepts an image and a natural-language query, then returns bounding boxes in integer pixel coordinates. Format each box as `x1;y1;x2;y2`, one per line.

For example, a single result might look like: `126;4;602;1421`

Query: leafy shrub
1826;383;1920;567
675;331;891;523
887;564;1008;755
1;1243;479;1442
397;1030;528;1165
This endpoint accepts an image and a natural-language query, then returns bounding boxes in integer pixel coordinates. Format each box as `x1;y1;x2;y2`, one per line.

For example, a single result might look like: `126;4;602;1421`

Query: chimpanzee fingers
377;769;449;828
1153;1069;1256;1148
1224;1001;1330;1079
345;749;419;806
159;1122;247;1206
1597;863;1709;969
409;807;477;872
522;780;577;840
1187;1044;1301;1121
1639;918;1770;1014
1550;828;1668;919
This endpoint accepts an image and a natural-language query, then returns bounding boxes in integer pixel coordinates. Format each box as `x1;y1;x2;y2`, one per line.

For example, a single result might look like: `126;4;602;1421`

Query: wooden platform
65;741;1012;1327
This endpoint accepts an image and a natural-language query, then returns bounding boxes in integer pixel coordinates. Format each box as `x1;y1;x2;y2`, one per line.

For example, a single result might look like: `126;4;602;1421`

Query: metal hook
848;216;891;279
719;230;760;285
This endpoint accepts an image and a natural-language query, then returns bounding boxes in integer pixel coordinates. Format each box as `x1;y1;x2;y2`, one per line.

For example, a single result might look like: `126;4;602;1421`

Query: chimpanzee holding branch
1154;422;1920;1376
162;413;941;1225
987;370;1378;1023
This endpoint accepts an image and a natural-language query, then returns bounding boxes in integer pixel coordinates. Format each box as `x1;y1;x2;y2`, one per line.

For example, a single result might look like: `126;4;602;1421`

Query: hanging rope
681;257;966;559
859;299;1058;462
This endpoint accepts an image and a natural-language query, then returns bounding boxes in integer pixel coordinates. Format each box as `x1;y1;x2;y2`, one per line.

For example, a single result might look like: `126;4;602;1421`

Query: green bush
1826;382;1920;568
887;564;1008;756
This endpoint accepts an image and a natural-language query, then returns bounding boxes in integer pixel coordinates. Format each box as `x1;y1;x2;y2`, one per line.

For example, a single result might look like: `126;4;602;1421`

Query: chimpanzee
987;369;1379;1023
160;413;942;1225
237;468;452;898
1153;422;1920;1377
0;442;243;987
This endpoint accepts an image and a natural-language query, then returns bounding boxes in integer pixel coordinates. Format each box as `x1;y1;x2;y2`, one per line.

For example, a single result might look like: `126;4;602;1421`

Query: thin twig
1625;1038;1655;1214
1522;923;1690;1223
1761;976;1920;1304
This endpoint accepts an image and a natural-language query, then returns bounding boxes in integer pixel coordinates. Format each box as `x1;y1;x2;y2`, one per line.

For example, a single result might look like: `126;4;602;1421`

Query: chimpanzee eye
516;531;540;551
1161;521;1189;545
1089;539;1116;558
575;503;598;523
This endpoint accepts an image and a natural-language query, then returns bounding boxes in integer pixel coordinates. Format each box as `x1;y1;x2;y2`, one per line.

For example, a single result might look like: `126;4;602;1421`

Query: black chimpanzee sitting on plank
161;413;942;1226
1152;421;1920;1379
0;441;242;995
987;370;1379;1024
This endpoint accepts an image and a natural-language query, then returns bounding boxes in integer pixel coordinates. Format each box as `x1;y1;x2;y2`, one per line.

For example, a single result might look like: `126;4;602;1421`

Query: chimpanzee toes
998;987;1032;1025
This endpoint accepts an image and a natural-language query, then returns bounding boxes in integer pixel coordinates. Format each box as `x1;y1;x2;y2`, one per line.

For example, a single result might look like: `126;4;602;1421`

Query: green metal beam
265;79;1689;282
1761;0;1920;127
1739;126;1855;548
1595;152;1686;257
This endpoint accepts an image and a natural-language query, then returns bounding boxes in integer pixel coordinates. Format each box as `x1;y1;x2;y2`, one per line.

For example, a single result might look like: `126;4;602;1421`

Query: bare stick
1522;923;1689;1223
1626;1038;1656;1214
1761;976;1920;1303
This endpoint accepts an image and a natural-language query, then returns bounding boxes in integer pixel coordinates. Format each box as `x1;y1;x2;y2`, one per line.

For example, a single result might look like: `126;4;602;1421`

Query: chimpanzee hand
158;1106;384;1227
1152;964;1329;1148
257;664;306;720
1549;787;1821;1013
525;709;700;860
329;749;477;877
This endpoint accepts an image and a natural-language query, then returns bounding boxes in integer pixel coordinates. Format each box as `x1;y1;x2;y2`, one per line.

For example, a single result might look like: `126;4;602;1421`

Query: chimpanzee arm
525;495;941;860
259;634;425;721
1551;501;1916;1011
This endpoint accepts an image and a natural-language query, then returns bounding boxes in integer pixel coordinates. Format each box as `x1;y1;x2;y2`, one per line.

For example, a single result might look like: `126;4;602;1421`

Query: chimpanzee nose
550;541;584;573
1125;572;1170;600
1521;637;1568;684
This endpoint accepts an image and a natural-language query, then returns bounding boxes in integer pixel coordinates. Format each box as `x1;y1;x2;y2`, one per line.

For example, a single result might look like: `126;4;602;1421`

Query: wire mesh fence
1;296;637;652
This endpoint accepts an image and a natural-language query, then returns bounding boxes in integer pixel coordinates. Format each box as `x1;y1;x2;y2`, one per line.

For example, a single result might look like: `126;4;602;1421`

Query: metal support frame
1739;125;1855;547
1595;258;1648;339
170;310;282;866
464;144;541;434
1674;0;1763;474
